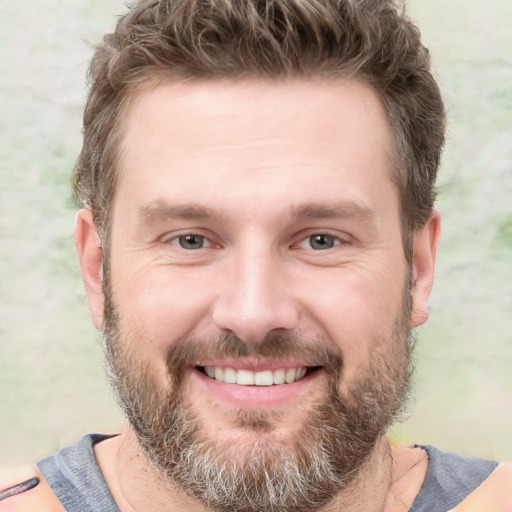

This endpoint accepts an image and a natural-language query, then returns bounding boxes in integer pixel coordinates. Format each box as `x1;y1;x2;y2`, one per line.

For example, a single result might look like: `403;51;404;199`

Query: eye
309;234;338;250
298;233;341;250
176;234;208;250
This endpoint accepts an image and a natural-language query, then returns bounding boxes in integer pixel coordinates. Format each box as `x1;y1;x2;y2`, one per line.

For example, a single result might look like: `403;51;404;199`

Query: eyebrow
139;200;226;224
289;202;376;222
138;199;376;224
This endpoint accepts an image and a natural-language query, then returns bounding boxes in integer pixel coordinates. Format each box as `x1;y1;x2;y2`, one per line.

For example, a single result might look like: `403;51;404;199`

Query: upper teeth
204;366;307;386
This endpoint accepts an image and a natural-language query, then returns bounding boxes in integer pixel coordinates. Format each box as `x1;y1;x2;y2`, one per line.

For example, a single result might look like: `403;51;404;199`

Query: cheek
112;262;216;346
298;263;407;364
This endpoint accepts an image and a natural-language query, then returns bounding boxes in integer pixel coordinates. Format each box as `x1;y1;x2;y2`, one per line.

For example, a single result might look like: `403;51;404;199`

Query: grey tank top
37;434;498;512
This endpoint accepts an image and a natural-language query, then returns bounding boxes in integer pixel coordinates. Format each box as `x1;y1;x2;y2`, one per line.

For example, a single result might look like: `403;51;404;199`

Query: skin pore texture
75;79;440;511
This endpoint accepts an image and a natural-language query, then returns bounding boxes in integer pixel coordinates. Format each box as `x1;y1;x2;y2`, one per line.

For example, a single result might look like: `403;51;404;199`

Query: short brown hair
72;0;445;248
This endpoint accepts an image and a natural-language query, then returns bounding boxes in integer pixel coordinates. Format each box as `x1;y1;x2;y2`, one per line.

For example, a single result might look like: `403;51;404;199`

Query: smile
197;365;321;386
191;362;325;408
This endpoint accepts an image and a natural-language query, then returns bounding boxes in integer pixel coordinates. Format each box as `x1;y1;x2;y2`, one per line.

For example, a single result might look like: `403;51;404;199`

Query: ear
410;210;441;327
74;208;104;329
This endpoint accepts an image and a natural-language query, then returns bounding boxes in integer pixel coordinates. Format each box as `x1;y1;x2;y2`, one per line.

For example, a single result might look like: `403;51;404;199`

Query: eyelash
295;233;344;251
165;233;214;250
162;231;348;252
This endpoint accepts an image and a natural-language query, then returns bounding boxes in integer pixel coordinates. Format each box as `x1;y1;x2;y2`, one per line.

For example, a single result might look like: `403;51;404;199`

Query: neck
314;436;392;512
94;426;427;512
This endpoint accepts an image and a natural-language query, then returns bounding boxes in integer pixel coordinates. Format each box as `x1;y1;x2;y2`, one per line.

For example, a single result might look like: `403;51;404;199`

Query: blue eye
178;234;205;249
308;234;337;250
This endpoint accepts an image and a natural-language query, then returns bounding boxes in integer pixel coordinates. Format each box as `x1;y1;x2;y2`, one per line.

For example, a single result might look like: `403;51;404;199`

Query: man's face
82;79;436;511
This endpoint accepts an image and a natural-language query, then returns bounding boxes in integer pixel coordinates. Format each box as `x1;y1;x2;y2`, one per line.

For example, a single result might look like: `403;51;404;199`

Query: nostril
212;303;300;344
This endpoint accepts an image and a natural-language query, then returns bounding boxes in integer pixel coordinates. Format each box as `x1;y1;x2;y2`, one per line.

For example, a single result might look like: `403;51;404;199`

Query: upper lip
195;357;317;372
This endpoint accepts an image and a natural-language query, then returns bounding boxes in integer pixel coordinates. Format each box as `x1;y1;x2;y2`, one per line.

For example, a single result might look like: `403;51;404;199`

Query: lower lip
190;368;323;409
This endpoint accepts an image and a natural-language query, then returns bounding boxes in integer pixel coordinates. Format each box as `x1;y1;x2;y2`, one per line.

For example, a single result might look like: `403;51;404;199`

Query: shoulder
35;433;121;512
0;466;65;512
420;444;500;492
450;461;512;512
410;445;502;512
0;434;118;512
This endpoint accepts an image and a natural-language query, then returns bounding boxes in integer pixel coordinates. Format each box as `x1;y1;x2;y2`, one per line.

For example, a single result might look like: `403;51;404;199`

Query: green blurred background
1;0;511;469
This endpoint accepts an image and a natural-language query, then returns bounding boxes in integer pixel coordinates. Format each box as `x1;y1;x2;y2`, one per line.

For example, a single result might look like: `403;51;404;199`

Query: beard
101;283;413;512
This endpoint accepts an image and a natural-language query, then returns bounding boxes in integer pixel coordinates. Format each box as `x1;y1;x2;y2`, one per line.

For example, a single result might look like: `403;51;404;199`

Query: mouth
190;358;326;408
195;365;323;386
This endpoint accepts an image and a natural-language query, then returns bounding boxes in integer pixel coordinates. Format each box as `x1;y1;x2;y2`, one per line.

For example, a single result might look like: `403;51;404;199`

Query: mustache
166;332;344;379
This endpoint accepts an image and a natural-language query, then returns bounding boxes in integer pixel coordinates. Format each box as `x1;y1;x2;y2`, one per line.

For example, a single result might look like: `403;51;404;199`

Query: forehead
115;78;397;220
121;77;392;153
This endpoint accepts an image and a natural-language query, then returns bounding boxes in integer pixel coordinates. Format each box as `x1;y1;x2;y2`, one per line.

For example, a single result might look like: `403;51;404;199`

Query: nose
211;242;300;343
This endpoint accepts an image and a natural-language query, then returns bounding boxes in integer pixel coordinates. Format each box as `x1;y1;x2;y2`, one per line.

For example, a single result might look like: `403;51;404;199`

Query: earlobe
74;209;104;329
410;210;441;328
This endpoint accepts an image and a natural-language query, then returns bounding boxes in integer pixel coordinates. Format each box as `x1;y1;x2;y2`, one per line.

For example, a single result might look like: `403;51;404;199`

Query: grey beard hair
101;282;412;512
149;377;408;512
167;412;355;511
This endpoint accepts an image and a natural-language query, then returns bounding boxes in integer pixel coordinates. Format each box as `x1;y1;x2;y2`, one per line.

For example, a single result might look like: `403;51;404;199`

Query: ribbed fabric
37;434;120;512
409;445;498;512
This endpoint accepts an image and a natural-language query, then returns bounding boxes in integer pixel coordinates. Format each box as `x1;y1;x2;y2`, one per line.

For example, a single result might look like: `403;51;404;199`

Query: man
1;0;510;510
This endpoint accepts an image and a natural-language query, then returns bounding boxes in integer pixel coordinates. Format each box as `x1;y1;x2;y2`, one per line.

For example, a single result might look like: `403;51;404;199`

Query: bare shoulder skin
0;467;64;512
